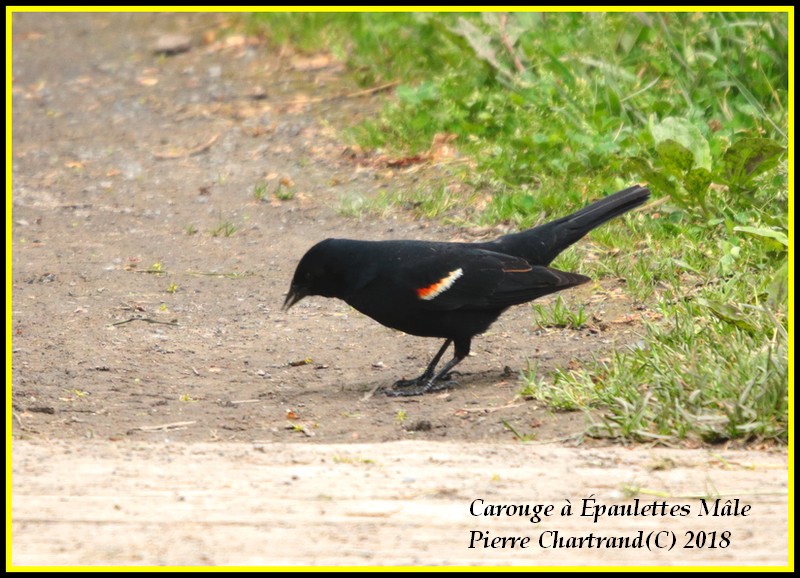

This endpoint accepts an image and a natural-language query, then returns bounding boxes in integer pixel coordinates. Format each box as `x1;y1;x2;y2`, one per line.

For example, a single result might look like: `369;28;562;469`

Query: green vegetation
340;184;471;220
250;11;789;444
532;296;588;330
253;181;269;202
210;211;239;237
274;180;296;200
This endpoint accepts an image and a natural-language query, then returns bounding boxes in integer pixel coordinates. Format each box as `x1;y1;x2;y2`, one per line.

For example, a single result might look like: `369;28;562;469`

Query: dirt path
10;440;789;566
10;12;789;567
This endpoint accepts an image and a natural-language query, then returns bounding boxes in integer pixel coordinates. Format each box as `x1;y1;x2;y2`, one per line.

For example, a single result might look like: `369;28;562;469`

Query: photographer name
467;497;748;550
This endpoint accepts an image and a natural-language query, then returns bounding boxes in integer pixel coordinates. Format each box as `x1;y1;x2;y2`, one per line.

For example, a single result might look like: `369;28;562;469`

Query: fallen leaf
291;53;335;71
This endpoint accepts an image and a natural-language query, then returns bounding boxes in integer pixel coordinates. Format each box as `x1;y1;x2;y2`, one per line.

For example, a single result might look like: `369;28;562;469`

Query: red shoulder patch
416;268;464;301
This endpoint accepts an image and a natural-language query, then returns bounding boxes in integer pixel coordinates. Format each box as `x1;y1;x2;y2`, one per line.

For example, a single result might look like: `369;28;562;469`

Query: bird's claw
391;376;429;389
384;375;457;397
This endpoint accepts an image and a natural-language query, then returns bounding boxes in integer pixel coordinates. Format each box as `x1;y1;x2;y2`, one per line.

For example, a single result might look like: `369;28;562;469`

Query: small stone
153;33;192;55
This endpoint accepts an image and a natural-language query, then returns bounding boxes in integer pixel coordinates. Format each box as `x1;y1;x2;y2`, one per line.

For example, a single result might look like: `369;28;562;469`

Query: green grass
253;181;269;202
275;181;296;201
210;211;238;237
339;184;472;221
249;11;789;444
531;296;588;330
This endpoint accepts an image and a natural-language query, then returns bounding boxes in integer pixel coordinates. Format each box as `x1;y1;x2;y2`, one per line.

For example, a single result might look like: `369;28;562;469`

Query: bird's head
283;239;355;311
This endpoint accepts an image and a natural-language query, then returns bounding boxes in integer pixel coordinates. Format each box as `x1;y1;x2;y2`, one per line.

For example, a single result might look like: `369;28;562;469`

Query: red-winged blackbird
284;185;649;396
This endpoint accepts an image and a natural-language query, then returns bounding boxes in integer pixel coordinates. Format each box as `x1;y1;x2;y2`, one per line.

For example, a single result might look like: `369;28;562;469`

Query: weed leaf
733;225;788;248
650;117;712;171
720;138;785;190
655;140;695;175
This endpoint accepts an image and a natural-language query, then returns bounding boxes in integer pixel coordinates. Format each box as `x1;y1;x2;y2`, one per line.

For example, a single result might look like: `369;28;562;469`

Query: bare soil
10;13;789;568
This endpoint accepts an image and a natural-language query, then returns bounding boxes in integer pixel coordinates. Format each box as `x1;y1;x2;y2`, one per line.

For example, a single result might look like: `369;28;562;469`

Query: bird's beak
282;285;305;311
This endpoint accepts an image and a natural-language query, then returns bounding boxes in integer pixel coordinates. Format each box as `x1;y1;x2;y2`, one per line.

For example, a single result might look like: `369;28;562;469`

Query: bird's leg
386;339;469;397
386;353;465;397
391;339;452;389
424;355;464;391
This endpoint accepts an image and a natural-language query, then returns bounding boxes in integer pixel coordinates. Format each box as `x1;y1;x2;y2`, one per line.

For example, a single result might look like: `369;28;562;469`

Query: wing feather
404;248;589;310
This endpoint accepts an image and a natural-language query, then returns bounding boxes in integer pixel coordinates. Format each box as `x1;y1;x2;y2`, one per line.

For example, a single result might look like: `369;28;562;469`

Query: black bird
283;185;649;396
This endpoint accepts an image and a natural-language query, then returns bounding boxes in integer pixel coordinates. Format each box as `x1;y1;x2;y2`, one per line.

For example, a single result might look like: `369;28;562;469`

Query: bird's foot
385;374;457;397
391;376;429;389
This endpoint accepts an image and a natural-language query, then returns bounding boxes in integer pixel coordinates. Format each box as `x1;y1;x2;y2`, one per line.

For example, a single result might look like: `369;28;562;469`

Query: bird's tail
484;185;650;266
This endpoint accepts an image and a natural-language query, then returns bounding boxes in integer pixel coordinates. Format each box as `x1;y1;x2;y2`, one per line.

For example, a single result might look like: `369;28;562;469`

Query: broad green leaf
656;140;694;175
684;167;712;199
733;225;788;248
720;138;785;188
650;117;712;171
697;298;758;334
623;157;676;197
